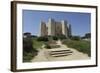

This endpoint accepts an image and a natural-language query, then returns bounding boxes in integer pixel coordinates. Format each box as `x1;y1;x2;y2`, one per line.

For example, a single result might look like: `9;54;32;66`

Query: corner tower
61;20;68;37
68;24;72;37
48;18;55;36
40;21;47;36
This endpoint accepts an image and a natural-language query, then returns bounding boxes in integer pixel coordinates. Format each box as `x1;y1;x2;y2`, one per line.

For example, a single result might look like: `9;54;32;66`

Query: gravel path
31;40;90;62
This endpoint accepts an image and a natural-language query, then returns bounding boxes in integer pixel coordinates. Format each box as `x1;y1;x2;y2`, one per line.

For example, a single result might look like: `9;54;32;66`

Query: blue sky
23;10;91;37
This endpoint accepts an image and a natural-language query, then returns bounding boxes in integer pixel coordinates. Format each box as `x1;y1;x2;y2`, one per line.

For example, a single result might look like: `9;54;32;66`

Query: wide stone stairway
49;49;73;57
48;40;73;57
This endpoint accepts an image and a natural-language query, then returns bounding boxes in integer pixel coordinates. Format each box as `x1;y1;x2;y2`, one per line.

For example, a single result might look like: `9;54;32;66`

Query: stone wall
40;18;71;37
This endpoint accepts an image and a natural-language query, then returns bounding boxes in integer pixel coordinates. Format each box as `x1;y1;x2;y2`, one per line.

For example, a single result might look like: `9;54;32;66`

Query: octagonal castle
40;18;72;37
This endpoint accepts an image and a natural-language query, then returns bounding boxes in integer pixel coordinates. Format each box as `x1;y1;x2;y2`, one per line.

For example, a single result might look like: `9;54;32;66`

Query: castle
40;18;72;37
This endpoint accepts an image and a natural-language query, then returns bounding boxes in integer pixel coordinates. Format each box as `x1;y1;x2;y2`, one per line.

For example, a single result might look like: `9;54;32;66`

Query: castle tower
55;21;62;36
40;18;72;38
40;21;47;36
61;20;68;37
48;18;55;36
68;24;72;37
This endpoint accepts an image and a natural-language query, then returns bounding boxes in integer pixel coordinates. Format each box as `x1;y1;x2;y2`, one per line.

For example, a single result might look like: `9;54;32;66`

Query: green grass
32;38;45;49
62;40;91;57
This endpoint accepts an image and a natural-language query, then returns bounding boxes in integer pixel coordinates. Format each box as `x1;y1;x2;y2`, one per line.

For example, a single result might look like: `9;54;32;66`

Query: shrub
71;36;81;41
58;35;67;40
44;43;51;49
52;36;58;40
23;38;38;62
37;36;48;42
23;52;33;62
23;38;34;53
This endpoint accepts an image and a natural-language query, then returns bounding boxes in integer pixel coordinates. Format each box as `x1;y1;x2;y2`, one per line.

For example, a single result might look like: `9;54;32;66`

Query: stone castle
40;18;72;37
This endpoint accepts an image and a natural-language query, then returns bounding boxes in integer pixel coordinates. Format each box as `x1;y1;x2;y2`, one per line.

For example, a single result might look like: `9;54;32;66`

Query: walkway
31;40;90;62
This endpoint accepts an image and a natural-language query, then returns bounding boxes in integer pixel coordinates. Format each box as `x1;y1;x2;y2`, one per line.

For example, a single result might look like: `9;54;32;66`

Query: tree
52;36;58;40
23;37;38;62
85;33;91;38
37;36;48;42
23;32;31;38
58;35;67;40
81;33;91;39
71;36;81;41
23;38;37;53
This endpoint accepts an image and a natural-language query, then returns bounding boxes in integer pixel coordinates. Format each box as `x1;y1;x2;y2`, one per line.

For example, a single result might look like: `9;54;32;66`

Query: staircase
49;50;73;57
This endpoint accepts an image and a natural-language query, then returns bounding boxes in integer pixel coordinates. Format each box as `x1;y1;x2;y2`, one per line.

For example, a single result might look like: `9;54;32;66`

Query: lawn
32;38;45;49
62;39;91;57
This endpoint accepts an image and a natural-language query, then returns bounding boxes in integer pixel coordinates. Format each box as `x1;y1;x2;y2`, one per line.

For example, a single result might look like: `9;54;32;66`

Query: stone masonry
40;18;72;37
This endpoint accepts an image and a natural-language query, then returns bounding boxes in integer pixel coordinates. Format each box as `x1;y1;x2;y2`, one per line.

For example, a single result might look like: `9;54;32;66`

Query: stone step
50;51;73;55
49;50;73;57
50;50;72;52
50;53;71;57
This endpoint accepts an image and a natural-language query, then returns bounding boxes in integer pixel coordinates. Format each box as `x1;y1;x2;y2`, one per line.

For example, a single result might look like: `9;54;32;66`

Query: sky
23;10;91;37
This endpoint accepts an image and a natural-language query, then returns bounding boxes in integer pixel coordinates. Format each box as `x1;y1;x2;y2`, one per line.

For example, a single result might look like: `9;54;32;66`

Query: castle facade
40;18;72;37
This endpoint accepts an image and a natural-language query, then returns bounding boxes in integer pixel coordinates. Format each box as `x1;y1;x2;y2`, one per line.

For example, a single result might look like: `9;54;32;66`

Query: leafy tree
81;33;91;39
23;37;38;62
37;36;48;42
23;38;33;53
58;35;67;40
52;36;58;40
71;36;81;41
85;33;91;38
23;37;38;55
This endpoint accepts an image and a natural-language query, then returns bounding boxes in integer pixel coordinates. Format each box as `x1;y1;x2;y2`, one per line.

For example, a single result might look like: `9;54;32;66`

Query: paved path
31;49;48;62
31;40;90;62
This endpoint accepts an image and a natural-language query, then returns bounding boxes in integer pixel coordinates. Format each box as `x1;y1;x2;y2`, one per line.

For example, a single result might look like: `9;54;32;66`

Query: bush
23;38;38;62
52;36;58;40
71;36;81;41
52;35;66;40
44;43;51;49
37;36;48;42
23;52;33;62
23;38;34;53
57;35;66;40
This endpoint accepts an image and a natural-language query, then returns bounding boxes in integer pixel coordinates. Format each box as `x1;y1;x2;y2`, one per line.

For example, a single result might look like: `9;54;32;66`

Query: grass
32;38;45;49
44;40;60;49
62;39;91;57
32;38;57;49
